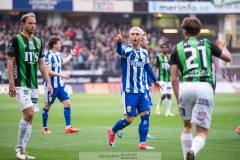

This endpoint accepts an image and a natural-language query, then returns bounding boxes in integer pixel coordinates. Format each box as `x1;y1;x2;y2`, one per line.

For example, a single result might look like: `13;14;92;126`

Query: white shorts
160;81;172;94
179;82;214;129
15;87;39;112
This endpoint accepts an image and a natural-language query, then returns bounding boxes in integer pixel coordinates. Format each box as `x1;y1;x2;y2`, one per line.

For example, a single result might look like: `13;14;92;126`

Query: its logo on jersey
127;105;131;113
162;62;170;69
25;52;39;64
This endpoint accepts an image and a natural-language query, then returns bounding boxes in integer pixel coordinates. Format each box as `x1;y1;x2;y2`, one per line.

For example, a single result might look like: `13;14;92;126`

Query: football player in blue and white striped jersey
116;31;156;139
107;28;161;150
42;36;80;134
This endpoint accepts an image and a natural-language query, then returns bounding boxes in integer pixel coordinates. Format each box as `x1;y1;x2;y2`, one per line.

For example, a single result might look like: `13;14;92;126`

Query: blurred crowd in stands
0;22;172;75
0;21;237;83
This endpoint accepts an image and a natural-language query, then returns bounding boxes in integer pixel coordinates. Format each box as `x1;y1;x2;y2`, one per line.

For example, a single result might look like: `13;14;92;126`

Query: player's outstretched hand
61;74;70;80
215;39;226;50
153;81;162;92
116;29;122;43
47;83;53;97
71;49;77;56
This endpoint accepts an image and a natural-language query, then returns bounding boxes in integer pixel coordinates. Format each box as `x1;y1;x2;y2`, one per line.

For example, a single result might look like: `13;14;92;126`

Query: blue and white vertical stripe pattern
119;45;150;93
44;51;64;88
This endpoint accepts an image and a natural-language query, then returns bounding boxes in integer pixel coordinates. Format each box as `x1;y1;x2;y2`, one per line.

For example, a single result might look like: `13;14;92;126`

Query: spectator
0;22;171;75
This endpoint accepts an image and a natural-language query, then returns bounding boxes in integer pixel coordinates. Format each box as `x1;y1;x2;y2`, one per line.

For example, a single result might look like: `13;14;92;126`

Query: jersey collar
21;32;34;39
160;53;167;56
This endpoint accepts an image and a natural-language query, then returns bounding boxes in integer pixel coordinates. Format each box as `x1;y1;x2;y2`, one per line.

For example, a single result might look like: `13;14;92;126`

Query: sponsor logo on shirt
25;52;39;64
130;60;145;67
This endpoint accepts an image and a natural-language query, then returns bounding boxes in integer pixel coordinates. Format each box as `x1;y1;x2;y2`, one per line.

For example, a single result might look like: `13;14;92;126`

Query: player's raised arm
116;29;122;42
116;29;125;55
215;40;231;62
62;49;76;65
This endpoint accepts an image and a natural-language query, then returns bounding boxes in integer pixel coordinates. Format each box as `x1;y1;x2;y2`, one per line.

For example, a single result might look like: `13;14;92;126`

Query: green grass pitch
0;93;239;160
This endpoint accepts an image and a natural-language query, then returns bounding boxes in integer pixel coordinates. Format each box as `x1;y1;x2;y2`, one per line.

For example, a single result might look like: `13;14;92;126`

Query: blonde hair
129;27;143;36
21;13;36;24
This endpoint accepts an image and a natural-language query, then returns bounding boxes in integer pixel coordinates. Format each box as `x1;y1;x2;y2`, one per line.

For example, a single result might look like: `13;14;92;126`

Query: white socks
22;124;32;151
181;134;205;159
66;125;71;129
191;136;205;156
181;133;193;160
17;118;29;148
166;98;172;113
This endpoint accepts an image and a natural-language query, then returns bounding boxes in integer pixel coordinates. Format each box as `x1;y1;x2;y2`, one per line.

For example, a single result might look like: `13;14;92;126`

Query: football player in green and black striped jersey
153;44;175;117
7;13;53;160
170;17;231;160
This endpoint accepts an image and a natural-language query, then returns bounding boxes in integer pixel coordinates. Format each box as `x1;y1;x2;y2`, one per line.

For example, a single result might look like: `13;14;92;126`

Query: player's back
175;37;215;85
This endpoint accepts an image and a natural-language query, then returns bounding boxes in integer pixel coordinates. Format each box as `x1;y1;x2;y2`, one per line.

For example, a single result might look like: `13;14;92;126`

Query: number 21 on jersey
184;46;207;70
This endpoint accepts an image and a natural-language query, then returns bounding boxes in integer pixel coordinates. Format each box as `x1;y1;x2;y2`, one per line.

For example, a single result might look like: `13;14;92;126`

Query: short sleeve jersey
153;53;171;82
119;45;150;93
169;37;222;89
7;34;44;88
44;51;64;88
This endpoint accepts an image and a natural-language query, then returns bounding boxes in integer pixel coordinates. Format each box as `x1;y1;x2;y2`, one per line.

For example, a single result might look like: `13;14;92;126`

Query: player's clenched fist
116;29;122;42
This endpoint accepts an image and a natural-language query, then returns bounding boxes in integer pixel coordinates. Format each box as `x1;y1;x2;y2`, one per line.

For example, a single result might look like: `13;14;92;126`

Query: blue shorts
121;92;150;116
44;85;69;105
146;90;153;107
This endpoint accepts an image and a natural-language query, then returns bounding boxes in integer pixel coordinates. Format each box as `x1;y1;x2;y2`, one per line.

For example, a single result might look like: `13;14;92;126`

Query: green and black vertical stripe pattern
176;37;214;86
14;34;42;88
157;54;171;82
